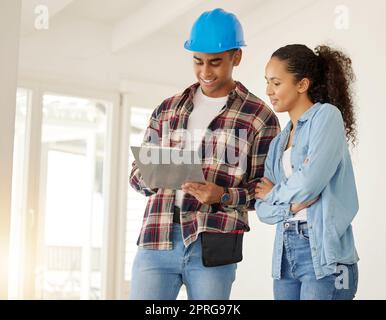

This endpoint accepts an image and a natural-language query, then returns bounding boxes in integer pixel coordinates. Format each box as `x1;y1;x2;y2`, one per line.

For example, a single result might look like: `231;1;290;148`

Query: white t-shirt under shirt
282;147;307;221
175;87;228;208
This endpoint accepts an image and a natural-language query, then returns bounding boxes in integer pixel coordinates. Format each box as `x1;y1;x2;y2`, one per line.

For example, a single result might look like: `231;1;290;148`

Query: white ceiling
18;0;323;103
60;0;149;25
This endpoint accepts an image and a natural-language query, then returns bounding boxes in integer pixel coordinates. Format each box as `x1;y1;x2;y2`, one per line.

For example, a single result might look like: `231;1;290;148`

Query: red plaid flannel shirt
130;82;280;249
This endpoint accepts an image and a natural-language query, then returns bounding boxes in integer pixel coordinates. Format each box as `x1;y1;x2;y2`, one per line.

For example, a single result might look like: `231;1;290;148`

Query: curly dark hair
271;44;357;145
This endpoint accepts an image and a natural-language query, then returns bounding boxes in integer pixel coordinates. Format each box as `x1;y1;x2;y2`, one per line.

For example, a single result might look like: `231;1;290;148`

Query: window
125;107;152;290
9;88;30;299
35;94;109;299
125;106;187;300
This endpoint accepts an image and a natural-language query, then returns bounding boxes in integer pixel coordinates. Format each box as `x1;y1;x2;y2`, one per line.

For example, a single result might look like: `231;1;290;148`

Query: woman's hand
290;196;320;213
255;177;274;200
255;177;320;213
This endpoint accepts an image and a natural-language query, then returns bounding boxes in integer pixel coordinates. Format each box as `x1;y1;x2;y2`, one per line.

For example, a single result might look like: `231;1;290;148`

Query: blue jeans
274;221;359;300
130;223;237;300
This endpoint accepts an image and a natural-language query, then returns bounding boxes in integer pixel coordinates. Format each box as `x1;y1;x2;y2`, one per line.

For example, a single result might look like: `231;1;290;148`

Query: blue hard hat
184;8;246;54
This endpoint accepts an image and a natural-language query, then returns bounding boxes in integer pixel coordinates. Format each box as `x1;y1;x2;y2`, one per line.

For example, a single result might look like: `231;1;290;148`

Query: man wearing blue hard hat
129;8;280;300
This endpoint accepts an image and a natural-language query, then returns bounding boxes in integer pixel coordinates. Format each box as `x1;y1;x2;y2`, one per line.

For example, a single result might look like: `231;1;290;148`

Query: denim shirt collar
282;102;322;133
280;102;322;154
298;102;322;123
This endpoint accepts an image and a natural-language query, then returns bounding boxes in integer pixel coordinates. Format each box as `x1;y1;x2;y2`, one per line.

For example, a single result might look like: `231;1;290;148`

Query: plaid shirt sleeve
129;103;162;197
227;113;281;210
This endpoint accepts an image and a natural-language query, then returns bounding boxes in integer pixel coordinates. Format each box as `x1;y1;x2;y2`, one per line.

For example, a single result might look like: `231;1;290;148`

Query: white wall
231;0;386;299
0;0;21;298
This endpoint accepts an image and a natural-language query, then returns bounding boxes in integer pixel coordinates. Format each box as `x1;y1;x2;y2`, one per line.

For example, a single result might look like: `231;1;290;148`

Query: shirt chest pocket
293;138;309;169
168;129;186;148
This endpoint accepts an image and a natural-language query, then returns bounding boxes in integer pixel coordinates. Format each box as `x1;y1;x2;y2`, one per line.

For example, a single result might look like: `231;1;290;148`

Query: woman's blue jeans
274;221;359;300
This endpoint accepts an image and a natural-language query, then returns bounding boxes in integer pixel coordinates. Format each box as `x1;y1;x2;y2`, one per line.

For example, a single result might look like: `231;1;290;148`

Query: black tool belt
173;206;243;267
173;206;181;224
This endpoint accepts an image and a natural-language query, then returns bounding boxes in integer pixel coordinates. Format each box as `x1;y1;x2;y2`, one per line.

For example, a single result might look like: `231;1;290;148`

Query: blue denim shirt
255;102;359;280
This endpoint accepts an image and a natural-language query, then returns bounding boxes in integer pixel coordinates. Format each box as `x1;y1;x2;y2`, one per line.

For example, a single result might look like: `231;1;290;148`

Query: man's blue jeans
274;221;359;300
130;223;237;300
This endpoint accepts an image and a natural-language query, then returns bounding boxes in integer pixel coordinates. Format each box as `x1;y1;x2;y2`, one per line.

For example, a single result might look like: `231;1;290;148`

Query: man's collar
183;81;249;102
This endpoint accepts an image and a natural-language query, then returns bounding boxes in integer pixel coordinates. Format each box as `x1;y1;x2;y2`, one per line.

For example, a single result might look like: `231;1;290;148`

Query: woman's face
264;57;302;113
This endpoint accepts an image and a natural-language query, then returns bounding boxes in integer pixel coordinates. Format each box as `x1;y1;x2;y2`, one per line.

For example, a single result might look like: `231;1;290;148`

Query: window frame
13;79;126;300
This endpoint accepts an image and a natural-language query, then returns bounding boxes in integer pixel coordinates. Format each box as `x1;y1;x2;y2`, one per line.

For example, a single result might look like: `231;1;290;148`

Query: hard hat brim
184;40;246;54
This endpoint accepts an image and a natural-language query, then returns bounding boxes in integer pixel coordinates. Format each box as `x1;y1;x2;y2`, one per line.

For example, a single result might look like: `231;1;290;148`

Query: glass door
35;93;109;299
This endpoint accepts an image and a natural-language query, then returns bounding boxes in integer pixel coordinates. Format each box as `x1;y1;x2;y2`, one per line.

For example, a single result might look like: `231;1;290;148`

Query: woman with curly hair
255;44;359;300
